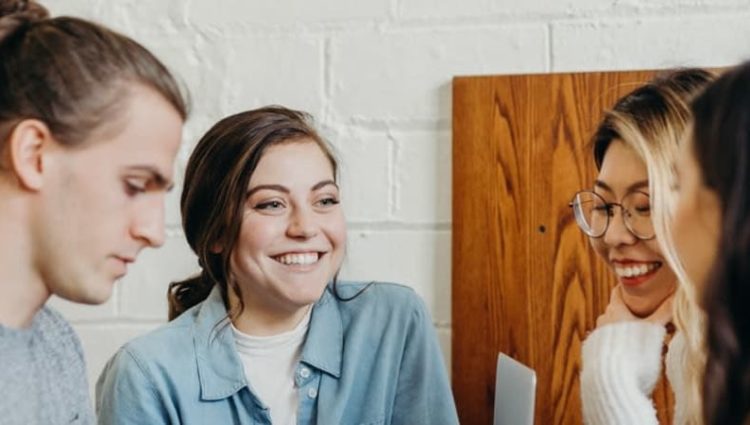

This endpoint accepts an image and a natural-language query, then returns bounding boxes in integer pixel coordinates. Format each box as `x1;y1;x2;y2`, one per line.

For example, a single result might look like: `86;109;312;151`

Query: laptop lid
494;353;537;425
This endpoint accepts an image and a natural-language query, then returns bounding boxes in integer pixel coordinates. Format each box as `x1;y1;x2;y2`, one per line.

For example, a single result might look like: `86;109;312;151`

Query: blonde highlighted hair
592;69;715;425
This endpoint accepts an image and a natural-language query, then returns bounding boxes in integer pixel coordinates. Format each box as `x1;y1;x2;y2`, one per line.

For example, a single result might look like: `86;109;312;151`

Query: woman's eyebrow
593;179;649;193
626;180;649;192
593;180;613;193
246;184;289;197
246;180;338;196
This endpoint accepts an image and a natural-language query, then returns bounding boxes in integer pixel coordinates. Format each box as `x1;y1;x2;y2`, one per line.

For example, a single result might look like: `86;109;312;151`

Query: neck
229;290;311;337
0;276;49;329
0;186;50;329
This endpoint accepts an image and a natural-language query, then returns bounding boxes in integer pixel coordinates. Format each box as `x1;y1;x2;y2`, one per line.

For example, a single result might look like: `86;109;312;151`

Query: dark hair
0;0;187;155
168;106;340;320
693;61;750;425
592;68;715;169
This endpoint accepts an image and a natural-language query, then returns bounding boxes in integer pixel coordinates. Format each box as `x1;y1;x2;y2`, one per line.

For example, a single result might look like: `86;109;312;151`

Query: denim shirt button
307;388;318;399
299;367;311;379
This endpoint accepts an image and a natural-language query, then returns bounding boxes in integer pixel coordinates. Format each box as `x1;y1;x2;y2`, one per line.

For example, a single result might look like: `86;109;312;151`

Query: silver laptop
494;353;537;425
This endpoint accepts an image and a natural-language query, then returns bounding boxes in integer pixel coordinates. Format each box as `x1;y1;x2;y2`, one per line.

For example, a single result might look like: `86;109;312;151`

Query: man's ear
7;119;53;191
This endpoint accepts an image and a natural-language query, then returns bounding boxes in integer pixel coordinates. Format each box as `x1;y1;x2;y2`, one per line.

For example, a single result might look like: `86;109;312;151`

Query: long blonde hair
592;69;715;424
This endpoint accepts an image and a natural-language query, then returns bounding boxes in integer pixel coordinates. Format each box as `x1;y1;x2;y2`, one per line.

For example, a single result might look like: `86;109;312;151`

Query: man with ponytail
0;1;187;423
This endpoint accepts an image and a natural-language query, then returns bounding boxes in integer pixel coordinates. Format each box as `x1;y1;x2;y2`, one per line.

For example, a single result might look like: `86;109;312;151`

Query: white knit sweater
580;321;686;425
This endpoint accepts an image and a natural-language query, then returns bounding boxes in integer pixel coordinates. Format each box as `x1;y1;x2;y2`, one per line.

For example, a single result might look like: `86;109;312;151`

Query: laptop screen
494;353;537;425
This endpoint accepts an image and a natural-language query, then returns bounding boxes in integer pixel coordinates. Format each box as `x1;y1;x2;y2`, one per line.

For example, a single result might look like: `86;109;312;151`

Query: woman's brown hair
0;0;187;154
168;106;338;320
690;61;750;425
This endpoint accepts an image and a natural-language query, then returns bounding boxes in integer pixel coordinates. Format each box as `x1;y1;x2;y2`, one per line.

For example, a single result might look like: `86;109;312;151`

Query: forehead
75;85;183;177
597;139;648;191
249;140;334;186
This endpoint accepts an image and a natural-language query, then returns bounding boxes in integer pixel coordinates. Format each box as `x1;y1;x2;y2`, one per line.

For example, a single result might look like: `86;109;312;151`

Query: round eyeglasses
568;190;655;240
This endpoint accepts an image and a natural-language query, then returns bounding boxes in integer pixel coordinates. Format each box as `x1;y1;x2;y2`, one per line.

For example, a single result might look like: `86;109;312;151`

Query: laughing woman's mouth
273;252;323;266
612;261;663;287
614;262;662;278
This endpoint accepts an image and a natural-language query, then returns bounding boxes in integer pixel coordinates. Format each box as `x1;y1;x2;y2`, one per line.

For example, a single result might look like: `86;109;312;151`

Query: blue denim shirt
95;281;459;425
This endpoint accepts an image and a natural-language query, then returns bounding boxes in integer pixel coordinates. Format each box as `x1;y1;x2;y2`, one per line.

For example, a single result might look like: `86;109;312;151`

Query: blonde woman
569;69;714;424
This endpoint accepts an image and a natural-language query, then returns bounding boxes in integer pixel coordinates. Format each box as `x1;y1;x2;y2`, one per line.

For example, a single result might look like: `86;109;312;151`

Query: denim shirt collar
300;286;343;378
193;285;343;401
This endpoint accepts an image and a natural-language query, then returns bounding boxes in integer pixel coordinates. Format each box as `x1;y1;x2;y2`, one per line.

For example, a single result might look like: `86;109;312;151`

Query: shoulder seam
120;346;164;402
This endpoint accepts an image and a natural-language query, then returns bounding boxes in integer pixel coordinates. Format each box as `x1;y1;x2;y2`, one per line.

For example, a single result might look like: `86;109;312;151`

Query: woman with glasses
572;69;714;425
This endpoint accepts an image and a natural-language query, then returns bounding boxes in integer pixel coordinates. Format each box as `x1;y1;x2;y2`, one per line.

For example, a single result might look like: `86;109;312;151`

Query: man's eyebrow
125;166;173;191
311;180;338;191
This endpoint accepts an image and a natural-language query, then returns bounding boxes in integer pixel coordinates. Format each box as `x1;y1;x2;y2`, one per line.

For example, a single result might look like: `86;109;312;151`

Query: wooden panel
452;70;675;424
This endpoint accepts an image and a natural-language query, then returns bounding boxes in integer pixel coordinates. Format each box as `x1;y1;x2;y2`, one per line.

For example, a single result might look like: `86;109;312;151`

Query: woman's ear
210;242;223;254
7;119;54;191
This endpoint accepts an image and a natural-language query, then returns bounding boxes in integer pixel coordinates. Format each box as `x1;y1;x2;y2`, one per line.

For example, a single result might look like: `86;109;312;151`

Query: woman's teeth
275;253;319;265
614;263;661;278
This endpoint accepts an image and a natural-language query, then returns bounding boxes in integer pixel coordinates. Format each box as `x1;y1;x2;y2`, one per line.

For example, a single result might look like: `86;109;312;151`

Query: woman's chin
620;288;672;318
617;270;677;317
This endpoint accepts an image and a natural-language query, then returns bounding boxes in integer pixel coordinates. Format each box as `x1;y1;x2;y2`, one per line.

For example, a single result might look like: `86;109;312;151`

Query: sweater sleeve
580;321;667;425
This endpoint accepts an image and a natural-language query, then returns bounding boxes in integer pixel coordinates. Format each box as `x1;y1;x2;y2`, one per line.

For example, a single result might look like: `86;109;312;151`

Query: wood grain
452;70;675;424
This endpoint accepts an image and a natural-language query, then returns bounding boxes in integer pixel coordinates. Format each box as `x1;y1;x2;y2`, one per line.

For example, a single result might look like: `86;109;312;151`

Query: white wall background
44;0;750;395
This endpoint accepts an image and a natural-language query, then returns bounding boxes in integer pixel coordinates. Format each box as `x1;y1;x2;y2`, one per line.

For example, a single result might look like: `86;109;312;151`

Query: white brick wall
42;0;750;396
329;27;547;121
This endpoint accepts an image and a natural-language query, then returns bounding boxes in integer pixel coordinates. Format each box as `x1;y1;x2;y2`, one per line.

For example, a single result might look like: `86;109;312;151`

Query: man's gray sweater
0;306;94;424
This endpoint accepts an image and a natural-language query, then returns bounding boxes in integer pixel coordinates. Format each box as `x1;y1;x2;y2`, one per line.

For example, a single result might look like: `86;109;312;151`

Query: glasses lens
572;191;608;237
622;191;654;239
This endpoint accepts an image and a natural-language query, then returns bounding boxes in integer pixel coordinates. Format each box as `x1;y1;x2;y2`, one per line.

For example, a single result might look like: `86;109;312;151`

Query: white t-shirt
232;309;312;425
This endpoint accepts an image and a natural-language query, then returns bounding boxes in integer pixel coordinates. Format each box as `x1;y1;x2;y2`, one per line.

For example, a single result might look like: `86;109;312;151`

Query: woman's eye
255;200;285;210
592;204;612;216
634;205;651;215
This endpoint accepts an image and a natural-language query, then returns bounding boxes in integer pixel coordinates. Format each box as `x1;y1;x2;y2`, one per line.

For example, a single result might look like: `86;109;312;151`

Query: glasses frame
568;189;656;241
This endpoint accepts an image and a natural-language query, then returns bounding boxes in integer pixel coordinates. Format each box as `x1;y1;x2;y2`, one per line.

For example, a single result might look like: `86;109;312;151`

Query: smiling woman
227;141;346;335
586;139;676;316
95;106;459;425
572;69;715;425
